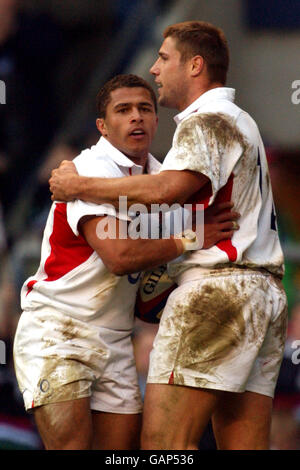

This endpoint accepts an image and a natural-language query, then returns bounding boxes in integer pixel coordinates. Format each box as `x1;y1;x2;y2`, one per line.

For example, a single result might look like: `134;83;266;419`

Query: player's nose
150;60;159;76
130;108;143;122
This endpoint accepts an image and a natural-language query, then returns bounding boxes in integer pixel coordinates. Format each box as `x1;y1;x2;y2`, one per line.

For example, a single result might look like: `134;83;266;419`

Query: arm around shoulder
71;169;209;208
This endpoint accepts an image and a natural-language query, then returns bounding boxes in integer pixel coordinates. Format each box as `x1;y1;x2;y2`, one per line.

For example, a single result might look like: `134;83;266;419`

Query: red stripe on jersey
44;203;93;282
214;173;237;262
26;280;37;296
186;181;212;210
186;175;237;262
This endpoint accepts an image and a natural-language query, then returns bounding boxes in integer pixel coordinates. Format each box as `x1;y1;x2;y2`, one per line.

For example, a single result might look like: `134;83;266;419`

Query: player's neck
127;153;148;172
178;82;223;112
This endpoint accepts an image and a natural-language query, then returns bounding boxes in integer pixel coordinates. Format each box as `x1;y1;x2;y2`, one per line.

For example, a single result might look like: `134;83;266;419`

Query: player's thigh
92;411;142;450
34;397;93;450
141;383;222;450
212;390;273;450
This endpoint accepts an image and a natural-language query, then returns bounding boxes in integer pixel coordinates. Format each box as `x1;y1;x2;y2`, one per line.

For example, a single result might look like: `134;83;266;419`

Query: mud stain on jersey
177;113;246;146
176;112;251;162
174;113;259;215
91;272;119;303
54;316;82;341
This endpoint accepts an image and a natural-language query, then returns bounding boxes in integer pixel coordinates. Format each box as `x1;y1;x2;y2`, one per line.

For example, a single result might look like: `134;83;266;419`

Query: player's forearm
76;173;176;209
109;237;183;276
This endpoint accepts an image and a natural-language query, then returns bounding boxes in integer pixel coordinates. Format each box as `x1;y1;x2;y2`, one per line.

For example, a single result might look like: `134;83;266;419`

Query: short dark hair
96;74;158;118
164;21;229;85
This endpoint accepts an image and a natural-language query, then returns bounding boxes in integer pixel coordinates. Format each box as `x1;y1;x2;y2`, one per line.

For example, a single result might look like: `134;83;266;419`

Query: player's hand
201;201;240;249
49;160;79;201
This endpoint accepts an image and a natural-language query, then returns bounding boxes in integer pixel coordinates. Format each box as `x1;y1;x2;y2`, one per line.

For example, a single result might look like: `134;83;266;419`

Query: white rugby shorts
13;308;142;413
147;267;288;398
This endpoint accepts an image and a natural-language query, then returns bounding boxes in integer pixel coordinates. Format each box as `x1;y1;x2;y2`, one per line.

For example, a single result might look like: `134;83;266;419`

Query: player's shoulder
177;98;241;133
235;109;261;146
200;100;242;125
178;99;261;145
73;144;123;178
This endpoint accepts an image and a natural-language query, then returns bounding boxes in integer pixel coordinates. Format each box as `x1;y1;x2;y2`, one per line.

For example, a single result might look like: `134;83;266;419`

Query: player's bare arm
49;160;209;207
50;162;240;247
80;215;184;276
80;201;240;275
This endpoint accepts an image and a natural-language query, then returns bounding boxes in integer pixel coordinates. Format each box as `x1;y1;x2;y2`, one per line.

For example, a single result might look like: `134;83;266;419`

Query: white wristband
176;229;200;252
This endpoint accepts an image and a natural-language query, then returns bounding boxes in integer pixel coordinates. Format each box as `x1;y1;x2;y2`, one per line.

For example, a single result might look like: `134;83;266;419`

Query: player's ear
190;55;204;77
96;118;108;136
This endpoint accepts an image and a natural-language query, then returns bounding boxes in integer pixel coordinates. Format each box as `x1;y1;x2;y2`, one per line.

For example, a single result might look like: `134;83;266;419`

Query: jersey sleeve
67;201;132;236
160;113;246;197
67;154;131;236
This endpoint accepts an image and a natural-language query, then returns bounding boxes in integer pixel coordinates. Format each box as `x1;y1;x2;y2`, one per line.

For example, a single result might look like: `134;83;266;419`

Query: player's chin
158;95;172;109
157;94;165;106
129;138;149;152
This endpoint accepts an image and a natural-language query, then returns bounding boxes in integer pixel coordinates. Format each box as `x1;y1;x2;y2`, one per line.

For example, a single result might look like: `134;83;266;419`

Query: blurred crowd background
0;0;299;450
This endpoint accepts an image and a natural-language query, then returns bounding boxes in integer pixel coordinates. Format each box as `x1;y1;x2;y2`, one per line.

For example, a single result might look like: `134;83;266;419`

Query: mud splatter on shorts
147;268;287;398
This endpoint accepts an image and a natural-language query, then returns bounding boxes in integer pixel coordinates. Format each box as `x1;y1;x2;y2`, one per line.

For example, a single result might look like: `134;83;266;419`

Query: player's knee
140;429;161;450
60;427;93;450
41;424;93;450
141;428;198;450
140;421;163;450
140;425;178;450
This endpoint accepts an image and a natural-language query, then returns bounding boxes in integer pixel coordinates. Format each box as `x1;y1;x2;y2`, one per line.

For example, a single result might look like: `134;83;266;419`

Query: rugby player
50;22;288;450
14;74;238;450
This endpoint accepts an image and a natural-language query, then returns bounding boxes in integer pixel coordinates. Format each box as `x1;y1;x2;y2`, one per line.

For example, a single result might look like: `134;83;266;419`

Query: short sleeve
66;152;132;236
67;200;131;236
161;113;246;197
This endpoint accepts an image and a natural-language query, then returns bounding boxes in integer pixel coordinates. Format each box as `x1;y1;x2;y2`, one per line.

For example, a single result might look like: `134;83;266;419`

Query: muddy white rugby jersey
161;87;284;278
21;137;161;329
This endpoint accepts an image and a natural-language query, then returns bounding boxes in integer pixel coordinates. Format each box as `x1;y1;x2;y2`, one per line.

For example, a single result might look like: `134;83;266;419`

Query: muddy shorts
13;308;142;413
147;268;288;397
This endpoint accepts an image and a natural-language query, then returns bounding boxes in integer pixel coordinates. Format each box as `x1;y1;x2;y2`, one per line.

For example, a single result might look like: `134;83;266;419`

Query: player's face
150;36;190;111
97;87;158;164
